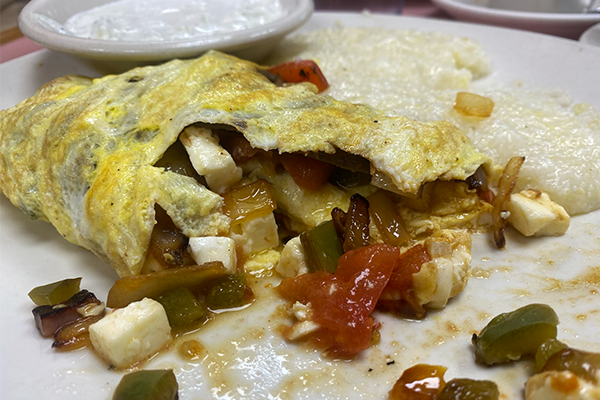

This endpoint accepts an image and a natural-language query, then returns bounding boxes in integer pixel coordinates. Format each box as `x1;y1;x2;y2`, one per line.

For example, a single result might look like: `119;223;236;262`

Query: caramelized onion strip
53;314;104;352
467;165;495;204
493;156;525;249
368;190;409;247
332;194;371;252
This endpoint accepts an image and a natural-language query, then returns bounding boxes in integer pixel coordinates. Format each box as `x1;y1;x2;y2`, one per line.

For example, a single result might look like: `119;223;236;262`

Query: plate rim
1;11;600;400
432;0;600;22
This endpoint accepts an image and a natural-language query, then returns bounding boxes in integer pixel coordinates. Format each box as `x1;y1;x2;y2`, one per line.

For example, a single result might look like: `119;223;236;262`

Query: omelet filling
143;123;489;310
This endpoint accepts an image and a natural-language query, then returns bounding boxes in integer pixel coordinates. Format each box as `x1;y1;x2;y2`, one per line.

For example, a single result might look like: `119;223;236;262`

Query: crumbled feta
507;189;570;237
286;320;321;341
285;302;320;341
292;301;313;321
230;213;279;257
276;236;308;278
525;371;600;400
89;298;171;369
412;229;472;309
179;125;242;194
188;236;237;273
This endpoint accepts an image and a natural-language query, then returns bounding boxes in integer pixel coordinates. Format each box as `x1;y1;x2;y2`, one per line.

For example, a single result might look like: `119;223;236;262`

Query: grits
266;27;600;216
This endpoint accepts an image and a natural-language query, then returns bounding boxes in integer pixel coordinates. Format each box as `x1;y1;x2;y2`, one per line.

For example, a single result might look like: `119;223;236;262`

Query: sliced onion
467;165;495;204
142;206;194;274
222;179;276;225
32;290;102;337
454;92;494;118
399;182;436;213
368;190;410;247
331;194;371;252
53;314;104;352
493;156;525;249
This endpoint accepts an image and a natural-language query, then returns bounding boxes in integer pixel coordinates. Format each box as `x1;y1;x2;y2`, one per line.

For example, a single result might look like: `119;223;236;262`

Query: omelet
0;51;489;277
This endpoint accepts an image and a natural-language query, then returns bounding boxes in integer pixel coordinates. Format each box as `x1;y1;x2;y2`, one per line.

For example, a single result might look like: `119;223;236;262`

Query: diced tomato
278;244;399;357
279;153;335;191
377;243;431;318
268;60;330;93
386;243;430;290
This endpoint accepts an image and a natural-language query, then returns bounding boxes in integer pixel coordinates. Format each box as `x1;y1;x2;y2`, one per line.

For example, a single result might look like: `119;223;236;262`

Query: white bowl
432;0;600;38
18;0;313;64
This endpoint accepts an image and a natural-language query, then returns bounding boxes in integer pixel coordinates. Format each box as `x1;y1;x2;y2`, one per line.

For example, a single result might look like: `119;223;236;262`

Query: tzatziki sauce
60;0;287;41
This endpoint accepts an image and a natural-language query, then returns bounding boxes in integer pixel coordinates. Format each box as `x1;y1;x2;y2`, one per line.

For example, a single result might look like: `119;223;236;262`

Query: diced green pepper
113;369;178;400
205;274;249;310
535;339;568;371
472;303;559;365
28;278;82;306
299;220;343;273
438;378;500;400
107;263;228;308
154;287;206;330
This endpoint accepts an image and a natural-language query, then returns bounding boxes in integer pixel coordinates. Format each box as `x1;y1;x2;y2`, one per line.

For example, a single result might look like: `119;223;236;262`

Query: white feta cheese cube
230;213;279;257
188;236;237;273
412;229;472;309
507;189;570;237
89;298;171;369
276;236;308;278
179;126;242;194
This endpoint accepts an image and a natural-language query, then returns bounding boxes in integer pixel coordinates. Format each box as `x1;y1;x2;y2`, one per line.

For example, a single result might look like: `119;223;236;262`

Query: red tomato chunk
279;153;335;191
268;60;330;93
278;244;399;357
378;243;431;318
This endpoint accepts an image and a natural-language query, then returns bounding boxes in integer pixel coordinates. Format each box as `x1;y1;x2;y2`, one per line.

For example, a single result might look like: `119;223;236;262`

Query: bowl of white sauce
18;0;313;64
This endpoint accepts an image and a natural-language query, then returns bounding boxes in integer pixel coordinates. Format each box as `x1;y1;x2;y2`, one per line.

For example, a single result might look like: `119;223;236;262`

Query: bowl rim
18;0;314;61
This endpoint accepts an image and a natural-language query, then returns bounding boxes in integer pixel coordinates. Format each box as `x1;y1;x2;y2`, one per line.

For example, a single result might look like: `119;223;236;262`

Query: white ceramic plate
432;0;600;38
580;21;600;45
1;12;600;400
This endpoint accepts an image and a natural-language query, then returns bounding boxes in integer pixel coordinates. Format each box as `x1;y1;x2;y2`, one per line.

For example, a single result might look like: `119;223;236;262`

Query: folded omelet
0;51;488;277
